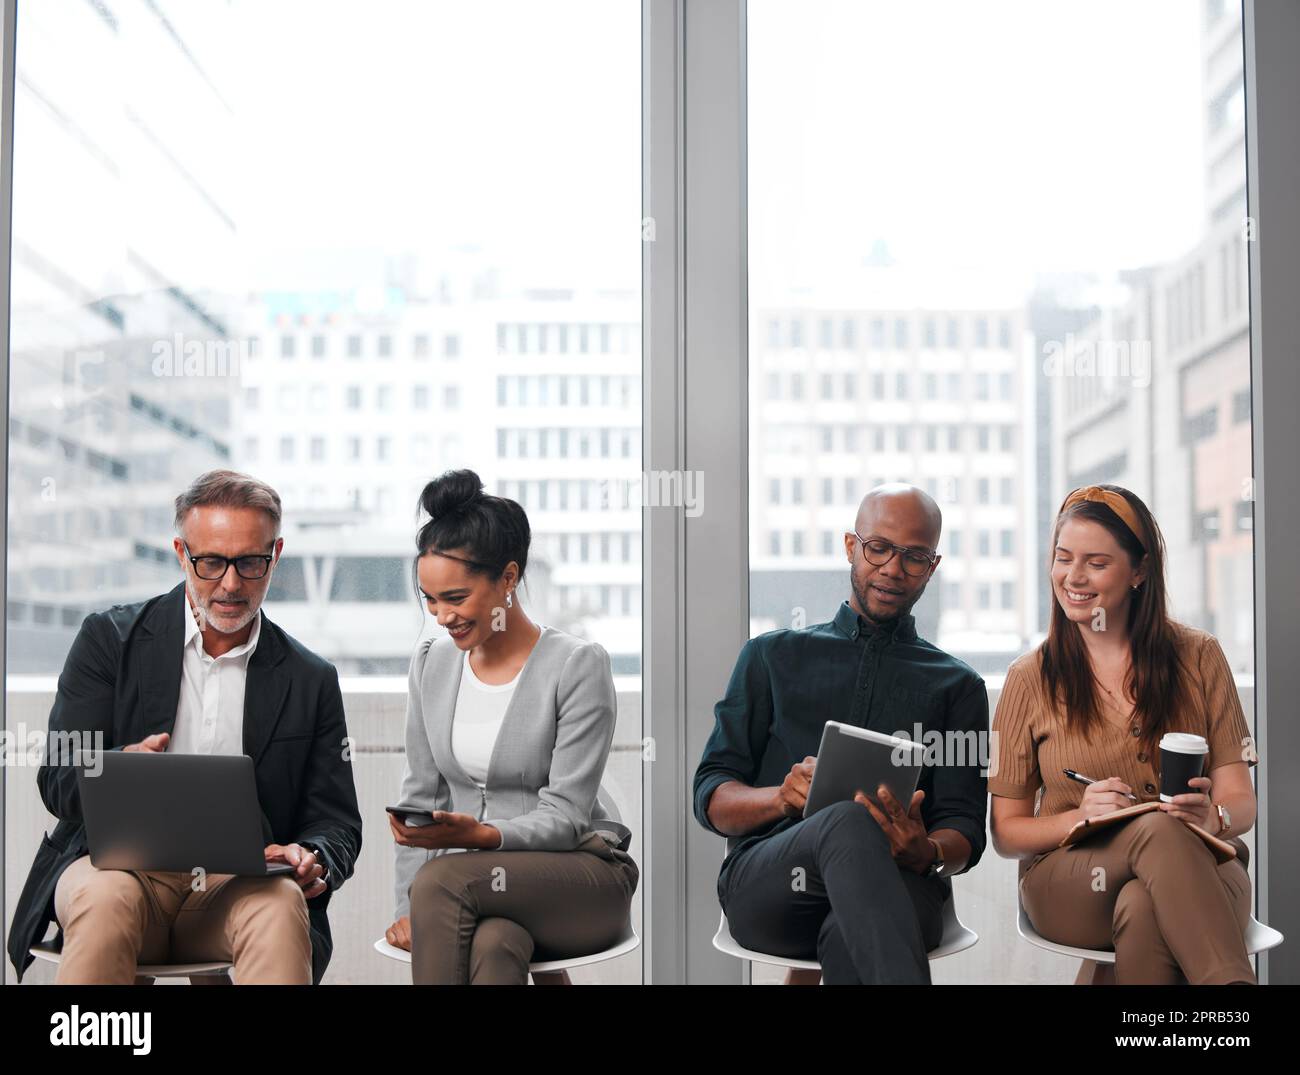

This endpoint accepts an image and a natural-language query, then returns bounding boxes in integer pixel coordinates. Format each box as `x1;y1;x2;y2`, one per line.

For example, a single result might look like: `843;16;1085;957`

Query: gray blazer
393;626;622;919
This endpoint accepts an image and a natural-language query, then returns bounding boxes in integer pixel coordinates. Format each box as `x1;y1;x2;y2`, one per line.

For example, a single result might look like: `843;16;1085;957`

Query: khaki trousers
52;854;312;985
1021;810;1254;985
408;833;639;985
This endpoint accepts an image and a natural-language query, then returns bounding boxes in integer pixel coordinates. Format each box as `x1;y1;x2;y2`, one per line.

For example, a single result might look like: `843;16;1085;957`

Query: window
311;334;327;358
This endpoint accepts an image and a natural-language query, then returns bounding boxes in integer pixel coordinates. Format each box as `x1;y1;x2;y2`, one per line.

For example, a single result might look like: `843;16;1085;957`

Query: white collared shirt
169;601;262;756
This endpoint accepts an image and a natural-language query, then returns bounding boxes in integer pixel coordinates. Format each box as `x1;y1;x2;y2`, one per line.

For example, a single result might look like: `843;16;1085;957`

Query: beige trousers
52;854;312;985
1021;810;1254;985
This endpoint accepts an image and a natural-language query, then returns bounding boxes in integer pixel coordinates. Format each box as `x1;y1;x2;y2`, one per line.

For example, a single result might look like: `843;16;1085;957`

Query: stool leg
784;968;822;986
189;972;233;985
1074;959;1115;985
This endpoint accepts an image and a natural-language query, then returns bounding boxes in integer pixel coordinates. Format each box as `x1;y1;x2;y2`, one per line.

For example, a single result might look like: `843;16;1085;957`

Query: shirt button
1130;725;1141;737
1136;752;1148;763
1144;782;1157;795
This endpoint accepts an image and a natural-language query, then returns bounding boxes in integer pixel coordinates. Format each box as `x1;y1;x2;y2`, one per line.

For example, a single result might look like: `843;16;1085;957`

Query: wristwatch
300;842;330;886
1214;803;1231;836
925;837;946;878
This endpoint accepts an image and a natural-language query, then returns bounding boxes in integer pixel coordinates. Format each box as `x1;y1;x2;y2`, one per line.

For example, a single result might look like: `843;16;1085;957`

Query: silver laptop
78;751;296;877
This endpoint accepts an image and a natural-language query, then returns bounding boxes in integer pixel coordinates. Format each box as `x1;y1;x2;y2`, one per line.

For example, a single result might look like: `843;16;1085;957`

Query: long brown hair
1039;484;1190;749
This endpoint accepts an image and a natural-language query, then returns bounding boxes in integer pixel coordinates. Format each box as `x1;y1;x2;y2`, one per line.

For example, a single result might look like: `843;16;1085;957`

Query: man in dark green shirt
693;485;988;984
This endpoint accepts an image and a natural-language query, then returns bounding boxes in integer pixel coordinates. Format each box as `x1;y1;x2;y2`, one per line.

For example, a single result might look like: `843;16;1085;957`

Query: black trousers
718;800;949;984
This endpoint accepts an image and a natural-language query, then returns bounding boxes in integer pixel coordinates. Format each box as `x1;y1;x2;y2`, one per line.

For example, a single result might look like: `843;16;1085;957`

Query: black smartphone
386;805;439;827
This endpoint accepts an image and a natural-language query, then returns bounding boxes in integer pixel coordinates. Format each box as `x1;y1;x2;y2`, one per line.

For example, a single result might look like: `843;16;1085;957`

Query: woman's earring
506;590;514;609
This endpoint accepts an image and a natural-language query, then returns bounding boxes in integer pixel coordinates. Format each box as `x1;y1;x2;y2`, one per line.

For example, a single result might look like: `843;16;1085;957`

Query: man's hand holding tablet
775;756;817;819
854;785;934;873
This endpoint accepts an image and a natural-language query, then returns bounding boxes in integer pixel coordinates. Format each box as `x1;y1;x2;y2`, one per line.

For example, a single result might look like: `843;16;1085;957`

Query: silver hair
174;470;282;536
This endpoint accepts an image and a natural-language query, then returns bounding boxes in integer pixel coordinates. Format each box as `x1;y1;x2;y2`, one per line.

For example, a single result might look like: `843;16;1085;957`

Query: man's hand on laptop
122;732;170;752
855;784;934;873
264;843;328;898
775;757;817;819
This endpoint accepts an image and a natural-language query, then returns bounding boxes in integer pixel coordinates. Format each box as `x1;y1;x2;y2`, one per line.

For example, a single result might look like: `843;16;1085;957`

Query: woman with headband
384;469;638;983
988;483;1257;984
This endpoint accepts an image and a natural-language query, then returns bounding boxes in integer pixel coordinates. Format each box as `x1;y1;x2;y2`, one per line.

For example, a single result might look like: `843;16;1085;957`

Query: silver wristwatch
925;838;946;878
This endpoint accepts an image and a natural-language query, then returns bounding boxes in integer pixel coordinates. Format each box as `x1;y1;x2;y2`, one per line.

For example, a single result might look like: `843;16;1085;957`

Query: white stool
712;893;978;983
1016;901;1284;984
374;919;640;981
29;940;233;984
379;785;639;982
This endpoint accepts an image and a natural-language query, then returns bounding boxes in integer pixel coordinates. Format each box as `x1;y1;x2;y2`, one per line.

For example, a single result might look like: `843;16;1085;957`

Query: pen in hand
1063;769;1139;802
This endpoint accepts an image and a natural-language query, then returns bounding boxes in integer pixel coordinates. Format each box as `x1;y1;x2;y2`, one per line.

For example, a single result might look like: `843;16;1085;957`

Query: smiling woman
988;483;1259;985
385;468;638;985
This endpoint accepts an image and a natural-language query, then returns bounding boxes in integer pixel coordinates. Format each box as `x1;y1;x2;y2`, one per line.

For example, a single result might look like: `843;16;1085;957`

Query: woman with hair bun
384;469;638;984
989;483;1258;984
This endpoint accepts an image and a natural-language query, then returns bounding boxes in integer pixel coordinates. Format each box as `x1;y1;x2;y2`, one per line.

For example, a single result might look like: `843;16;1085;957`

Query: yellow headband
1060;486;1147;551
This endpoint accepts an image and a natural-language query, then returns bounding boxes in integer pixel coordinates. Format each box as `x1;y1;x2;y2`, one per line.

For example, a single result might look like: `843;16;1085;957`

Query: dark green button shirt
693;600;989;876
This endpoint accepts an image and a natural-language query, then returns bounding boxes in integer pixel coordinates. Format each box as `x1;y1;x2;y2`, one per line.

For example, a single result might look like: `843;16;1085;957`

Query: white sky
226;0;1211;298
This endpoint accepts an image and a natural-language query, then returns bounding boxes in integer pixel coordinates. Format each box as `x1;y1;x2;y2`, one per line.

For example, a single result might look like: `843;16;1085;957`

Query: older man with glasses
693;483;988;984
7;470;362;985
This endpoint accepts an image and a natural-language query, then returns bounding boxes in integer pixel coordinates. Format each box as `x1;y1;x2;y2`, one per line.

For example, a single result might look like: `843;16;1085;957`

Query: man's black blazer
6;582;364;983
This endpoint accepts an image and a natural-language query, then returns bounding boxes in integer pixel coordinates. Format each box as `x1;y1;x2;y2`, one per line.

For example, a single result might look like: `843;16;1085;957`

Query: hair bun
420;469;484;521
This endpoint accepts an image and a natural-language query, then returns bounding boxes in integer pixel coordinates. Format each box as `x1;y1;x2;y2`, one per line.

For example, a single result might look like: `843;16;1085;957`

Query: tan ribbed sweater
990;623;1255;815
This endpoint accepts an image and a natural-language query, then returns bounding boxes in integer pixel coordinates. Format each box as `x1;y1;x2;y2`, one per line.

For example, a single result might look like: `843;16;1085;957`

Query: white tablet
803;721;926;819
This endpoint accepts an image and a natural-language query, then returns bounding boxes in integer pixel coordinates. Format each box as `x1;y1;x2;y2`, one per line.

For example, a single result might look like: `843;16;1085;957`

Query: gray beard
187;578;258;635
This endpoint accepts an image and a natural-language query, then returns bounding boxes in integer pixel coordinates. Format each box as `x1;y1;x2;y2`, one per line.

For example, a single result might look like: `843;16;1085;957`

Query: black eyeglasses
852;532;937;577
184;544;274;581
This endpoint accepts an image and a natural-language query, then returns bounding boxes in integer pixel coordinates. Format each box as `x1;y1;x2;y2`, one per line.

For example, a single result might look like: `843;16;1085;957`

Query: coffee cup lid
1159;732;1208;754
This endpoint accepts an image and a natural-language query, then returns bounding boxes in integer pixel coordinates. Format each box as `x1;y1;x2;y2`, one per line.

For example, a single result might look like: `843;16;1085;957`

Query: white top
170;601;261;755
450;649;520;785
